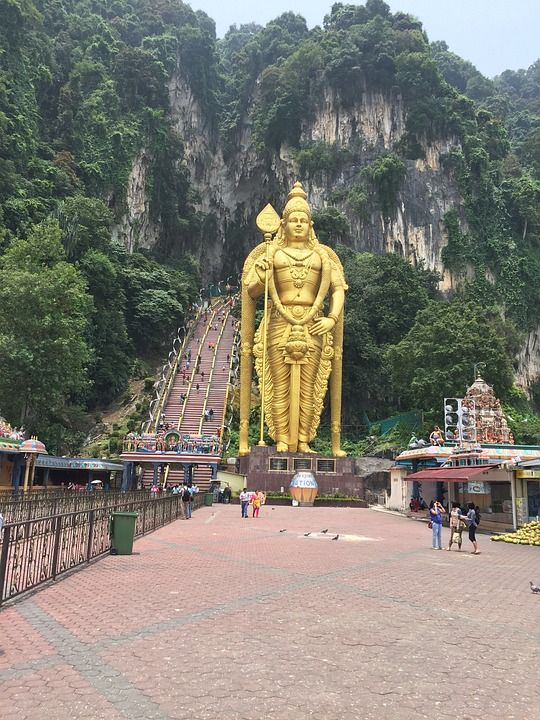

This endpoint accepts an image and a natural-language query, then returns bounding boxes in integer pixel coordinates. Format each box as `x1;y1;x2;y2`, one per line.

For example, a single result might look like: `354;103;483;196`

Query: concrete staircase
143;298;237;491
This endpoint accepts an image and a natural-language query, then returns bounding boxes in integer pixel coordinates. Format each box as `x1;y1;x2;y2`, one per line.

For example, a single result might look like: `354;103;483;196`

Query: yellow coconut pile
491;520;540;545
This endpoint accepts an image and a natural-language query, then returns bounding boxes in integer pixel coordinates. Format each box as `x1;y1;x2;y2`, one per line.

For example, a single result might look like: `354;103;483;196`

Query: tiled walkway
1;505;539;719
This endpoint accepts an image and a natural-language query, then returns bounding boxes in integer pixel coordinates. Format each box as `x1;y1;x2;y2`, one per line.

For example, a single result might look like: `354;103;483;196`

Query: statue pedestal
238;445;362;497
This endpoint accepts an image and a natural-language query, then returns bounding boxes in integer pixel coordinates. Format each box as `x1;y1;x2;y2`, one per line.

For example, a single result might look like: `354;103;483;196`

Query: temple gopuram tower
462;376;513;444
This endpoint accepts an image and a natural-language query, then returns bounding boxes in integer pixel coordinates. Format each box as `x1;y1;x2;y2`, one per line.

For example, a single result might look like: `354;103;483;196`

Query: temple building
463;376;513;445
388;378;539;529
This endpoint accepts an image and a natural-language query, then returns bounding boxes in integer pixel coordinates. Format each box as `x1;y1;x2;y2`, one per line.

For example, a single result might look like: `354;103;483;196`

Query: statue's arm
328;261;346;323
328;286;345;323
310;256;346;336
246;256;270;299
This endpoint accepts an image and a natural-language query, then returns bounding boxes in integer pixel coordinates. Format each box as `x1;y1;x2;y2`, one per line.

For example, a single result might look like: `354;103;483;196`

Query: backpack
182;489;191;502
475;510;480;526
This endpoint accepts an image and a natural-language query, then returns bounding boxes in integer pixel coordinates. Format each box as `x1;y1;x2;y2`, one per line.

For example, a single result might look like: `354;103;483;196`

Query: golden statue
239;182;347;456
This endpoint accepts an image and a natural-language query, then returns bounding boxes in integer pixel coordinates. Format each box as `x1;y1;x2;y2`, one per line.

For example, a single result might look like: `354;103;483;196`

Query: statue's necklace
282;248;314;289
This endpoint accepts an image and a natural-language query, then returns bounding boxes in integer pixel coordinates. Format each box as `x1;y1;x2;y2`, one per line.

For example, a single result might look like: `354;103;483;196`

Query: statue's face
285;211;310;242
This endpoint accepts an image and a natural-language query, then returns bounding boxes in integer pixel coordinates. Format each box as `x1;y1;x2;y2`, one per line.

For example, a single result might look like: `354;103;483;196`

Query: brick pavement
1;504;539;719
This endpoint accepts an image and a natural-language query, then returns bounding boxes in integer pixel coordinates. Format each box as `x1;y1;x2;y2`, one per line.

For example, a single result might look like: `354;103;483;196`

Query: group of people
159;482;199;519
408;425;461;449
239;489;266;518
409;496;428;512
429;500;481;554
214;483;232;503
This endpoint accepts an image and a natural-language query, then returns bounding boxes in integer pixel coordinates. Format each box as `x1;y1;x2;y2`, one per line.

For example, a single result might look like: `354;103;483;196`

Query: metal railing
0;490;152;524
144;311;202;434
122;435;222;455
0;493;204;605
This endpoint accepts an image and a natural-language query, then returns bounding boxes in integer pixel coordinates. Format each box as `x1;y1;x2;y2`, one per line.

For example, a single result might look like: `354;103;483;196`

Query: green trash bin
203;492;213;507
110;511;138;555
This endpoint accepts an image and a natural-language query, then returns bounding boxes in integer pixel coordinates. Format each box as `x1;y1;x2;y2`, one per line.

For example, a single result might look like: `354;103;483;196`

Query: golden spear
255;204;280;446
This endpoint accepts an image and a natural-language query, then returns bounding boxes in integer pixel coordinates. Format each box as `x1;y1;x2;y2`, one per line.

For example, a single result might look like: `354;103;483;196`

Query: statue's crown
287;181;308;201
283;181;310;218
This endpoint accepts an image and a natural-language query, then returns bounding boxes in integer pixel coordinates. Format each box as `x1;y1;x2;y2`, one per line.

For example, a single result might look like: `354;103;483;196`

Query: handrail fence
0;493;203;605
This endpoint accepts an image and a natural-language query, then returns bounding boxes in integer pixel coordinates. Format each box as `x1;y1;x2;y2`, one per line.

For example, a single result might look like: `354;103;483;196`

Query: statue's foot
298;442;315;453
333;448;347;458
276;441;288;452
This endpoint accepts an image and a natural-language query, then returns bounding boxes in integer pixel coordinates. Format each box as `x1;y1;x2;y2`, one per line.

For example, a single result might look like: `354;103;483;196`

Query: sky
187;0;540;78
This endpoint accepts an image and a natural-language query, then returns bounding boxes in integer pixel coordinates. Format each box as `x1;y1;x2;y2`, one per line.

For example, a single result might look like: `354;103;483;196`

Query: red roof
405;464;500;482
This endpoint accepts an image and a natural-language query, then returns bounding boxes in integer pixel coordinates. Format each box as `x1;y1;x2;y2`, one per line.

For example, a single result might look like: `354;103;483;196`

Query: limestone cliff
113;70;538;391
516;327;540;397
115;75;467;282
112;150;159;253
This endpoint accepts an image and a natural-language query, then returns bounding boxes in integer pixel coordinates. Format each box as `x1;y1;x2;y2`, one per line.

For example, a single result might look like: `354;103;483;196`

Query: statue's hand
310;317;335;335
254;257;272;282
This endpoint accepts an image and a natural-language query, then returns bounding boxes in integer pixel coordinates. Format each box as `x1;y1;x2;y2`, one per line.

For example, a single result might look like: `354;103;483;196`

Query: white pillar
510;474;517;531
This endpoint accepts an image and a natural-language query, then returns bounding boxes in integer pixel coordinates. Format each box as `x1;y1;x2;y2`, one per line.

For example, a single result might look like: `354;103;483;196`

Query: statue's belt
270;305;320;320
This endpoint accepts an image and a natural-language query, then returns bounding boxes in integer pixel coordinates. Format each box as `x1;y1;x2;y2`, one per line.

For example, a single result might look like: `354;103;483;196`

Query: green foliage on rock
337;247;440;423
387;300;518;414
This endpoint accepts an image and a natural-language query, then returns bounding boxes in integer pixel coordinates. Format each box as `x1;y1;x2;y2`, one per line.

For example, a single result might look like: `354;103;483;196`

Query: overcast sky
187;0;539;78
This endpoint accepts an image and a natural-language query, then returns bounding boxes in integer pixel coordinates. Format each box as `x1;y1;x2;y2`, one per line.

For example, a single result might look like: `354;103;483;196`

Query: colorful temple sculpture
463;376;513;445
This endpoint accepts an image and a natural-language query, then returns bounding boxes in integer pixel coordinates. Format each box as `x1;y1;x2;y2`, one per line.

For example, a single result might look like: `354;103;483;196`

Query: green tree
336;248;439;419
387;300;517;413
0;219;91;444
122;252;195;351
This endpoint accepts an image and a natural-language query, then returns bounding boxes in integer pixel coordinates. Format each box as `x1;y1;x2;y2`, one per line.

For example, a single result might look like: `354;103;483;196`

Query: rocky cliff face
516;326;540;396
116;77;467;283
298;87;465;286
112;150;159;253
113;70;538;390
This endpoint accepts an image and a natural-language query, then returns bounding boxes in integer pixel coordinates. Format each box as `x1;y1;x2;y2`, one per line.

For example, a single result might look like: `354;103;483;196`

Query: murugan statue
239;182;347;456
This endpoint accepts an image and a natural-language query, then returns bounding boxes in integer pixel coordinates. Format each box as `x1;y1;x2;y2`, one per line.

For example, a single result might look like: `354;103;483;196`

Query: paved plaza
0;504;539;720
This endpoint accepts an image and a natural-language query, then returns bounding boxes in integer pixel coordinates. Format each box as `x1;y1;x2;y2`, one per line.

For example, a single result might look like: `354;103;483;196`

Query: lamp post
20;437;48;493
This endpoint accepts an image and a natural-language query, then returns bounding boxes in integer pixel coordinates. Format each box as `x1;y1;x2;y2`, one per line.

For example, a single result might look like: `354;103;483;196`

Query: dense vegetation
0;0;539;452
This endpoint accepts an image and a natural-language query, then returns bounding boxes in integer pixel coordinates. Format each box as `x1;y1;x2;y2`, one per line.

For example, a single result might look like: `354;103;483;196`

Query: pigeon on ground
304;532;311;537
279;529;287;533
321;529;329;534
331;534;339;541
530;581;540;594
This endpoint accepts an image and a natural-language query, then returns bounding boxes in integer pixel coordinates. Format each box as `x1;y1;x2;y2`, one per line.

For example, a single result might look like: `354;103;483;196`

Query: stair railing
143;303;204;434
221;307;240;451
198;304;233;434
177;300;224;431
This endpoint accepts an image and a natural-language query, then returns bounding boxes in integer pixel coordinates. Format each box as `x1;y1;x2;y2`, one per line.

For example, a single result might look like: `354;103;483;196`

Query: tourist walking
240;488;250;518
429;500;444;549
466;502;480;554
252;492;262;518
182;485;193;519
446;502;465;551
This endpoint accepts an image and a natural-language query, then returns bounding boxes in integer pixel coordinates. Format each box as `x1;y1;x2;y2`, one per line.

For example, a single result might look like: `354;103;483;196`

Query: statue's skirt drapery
254;305;333;447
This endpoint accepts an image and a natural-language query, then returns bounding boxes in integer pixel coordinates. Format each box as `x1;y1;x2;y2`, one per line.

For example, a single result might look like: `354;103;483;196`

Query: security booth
515;461;540;522
403;463;515;530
